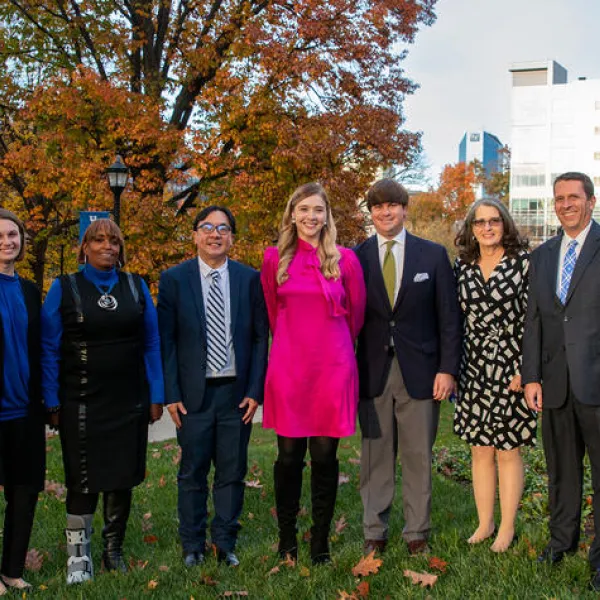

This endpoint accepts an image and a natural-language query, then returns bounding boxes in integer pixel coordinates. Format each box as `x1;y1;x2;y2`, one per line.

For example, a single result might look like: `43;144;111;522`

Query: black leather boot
101;490;132;573
310;460;339;564
274;461;304;560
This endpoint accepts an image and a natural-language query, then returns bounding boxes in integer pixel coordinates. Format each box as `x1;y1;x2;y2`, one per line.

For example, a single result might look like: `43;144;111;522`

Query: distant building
458;130;503;199
509;60;600;244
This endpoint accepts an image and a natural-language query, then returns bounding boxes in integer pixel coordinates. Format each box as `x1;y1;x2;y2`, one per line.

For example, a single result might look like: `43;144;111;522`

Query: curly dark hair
455;198;528;263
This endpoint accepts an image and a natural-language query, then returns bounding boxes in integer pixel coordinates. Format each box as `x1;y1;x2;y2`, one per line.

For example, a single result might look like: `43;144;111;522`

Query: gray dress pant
359;359;439;542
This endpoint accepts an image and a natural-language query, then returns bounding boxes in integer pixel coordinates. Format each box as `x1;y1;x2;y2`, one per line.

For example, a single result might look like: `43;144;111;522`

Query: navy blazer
522;220;600;407
354;232;461;400
157;258;269;412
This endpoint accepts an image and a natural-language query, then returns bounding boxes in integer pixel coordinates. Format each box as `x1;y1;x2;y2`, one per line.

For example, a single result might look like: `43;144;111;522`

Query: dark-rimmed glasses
196;223;232;234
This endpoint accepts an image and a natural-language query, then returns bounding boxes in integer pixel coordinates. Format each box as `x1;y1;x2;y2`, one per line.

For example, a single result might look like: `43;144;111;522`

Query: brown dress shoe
407;539;430;555
363;539;387;555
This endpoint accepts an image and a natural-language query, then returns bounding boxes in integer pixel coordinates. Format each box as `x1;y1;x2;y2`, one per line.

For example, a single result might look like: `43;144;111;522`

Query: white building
509;60;600;243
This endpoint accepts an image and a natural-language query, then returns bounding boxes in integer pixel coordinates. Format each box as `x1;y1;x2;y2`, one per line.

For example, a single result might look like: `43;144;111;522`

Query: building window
470;133;480;142
513;174;546;186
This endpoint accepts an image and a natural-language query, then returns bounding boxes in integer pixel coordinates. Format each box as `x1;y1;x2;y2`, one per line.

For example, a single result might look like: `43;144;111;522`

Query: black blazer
157;258;269;412
522;220;600;407
354;232;461;400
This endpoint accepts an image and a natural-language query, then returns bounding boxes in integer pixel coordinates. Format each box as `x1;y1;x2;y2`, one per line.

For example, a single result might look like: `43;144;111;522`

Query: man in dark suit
158;205;268;568
354;179;461;556
522;172;600;590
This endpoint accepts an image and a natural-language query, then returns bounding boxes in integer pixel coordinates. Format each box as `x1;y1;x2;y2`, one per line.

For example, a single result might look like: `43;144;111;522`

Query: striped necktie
559;239;578;304
206;270;228;372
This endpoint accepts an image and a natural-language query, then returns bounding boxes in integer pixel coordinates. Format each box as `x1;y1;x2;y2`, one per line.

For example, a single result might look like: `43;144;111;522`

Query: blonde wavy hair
276;182;341;284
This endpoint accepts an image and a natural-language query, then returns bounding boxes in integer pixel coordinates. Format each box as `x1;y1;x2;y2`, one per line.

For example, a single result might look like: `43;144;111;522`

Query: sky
402;0;600;185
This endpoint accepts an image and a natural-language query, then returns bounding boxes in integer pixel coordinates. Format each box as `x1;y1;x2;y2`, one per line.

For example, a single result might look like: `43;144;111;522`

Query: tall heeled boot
101;490;132;573
310;460;339;564
274;461;304;560
66;513;94;584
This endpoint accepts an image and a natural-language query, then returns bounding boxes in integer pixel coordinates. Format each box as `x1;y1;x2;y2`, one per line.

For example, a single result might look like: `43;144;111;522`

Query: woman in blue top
0;209;52;594
41;219;164;585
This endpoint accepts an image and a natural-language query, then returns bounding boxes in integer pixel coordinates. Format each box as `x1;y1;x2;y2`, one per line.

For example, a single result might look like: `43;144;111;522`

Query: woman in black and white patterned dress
454;198;536;553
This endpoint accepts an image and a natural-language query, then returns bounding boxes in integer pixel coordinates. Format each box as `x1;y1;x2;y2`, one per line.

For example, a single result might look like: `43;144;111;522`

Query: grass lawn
11;402;598;598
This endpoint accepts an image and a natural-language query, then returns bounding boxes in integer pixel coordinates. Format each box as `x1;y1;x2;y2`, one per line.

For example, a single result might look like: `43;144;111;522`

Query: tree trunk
29;236;48;292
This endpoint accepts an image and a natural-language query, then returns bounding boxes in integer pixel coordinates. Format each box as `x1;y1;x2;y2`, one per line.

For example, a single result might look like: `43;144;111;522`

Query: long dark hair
455;198;528;263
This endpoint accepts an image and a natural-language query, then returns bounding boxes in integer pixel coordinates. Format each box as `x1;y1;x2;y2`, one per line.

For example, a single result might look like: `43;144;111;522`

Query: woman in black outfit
41;218;164;584
0;209;52;594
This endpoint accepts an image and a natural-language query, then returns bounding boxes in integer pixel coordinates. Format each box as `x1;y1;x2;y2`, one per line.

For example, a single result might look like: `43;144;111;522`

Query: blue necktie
559;240;578;304
206;270;227;372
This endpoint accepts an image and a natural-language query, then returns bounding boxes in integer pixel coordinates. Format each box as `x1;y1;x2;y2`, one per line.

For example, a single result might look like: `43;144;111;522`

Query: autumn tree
0;0;438;288
437;161;476;221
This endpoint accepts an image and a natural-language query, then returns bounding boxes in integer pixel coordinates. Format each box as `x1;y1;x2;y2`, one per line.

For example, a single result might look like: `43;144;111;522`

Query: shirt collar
562;219;593;249
197;256;228;279
377;227;406;249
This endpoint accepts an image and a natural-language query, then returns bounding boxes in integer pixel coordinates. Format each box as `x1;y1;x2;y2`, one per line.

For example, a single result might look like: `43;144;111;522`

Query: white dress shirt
197;256;236;378
556;220;592;295
377;227;406;304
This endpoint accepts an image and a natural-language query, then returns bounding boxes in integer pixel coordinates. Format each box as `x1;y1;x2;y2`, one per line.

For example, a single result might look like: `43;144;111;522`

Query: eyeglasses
196;223;232;234
472;218;503;229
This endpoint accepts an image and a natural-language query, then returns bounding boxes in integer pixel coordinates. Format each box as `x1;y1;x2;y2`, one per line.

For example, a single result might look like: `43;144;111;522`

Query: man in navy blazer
354;179;461;556
523;172;600;591
158;206;268;568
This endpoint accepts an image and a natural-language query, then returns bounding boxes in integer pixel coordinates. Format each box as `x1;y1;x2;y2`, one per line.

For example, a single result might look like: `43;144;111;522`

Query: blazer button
564;316;570;322
390;320;395;327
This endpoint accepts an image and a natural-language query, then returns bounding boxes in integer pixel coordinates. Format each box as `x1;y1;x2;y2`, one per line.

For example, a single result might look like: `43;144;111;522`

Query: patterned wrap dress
454;252;537;449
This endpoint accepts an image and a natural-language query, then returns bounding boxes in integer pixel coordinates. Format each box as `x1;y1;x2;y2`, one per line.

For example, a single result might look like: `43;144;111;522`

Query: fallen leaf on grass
298;507;308;517
348;458;361;465
38;584;48;590
129;558;149;570
352;551;382;577
356;581;370;598
267;566;280;576
338;473;350;485
403;569;438;588
247;512;254;520
151;451;161;459
281;554;296;568
25;549;45;572
222;592;248;597
335;516;348;534
44;480;66;500
302;531;311;542
245;479;263;489
173;448;182;465
299;566;310;577
158;475;167;488
270;507;278;520
143;535;158;544
162;443;176;451
158;565;169;572
200;575;218;586
147;578;159;589
143;512;152;520
428;556;448;573
337;591;358;599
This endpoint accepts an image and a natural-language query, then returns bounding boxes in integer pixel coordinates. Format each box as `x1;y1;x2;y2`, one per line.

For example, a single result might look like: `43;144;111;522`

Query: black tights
277;435;339;466
2;486;38;578
66;490;131;515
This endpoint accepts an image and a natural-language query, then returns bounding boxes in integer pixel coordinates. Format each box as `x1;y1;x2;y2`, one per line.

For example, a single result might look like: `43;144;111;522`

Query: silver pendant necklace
97;291;118;311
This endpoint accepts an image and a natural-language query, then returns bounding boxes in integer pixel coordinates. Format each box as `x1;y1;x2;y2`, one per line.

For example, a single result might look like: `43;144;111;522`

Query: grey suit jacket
522;219;600;407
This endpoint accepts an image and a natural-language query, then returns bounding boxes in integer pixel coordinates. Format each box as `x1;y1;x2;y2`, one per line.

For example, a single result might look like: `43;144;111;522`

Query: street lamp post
106;155;129;226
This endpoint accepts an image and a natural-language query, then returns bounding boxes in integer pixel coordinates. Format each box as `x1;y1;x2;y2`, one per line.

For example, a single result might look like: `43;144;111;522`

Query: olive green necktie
383;240;396;306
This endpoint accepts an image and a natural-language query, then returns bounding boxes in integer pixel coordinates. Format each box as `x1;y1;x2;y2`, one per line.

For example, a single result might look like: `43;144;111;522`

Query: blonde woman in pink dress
261;182;366;564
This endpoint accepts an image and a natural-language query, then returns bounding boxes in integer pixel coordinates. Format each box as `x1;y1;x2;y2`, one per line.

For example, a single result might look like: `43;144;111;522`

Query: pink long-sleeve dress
261;240;366;438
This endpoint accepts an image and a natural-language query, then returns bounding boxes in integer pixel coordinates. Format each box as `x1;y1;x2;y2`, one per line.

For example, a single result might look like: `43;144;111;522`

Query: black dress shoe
183;551;204;568
591;568;600;592
537;545;566;565
217;549;240;567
